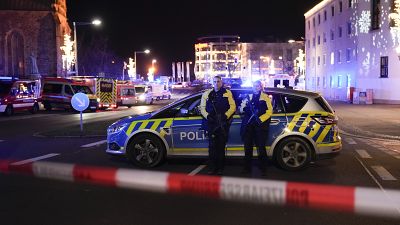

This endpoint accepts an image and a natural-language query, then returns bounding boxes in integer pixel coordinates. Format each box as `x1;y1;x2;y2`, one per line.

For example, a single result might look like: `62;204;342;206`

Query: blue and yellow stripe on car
285;111;336;144
125;119;173;136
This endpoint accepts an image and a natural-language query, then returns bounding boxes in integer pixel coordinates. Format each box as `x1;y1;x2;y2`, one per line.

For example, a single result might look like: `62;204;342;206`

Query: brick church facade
0;0;70;79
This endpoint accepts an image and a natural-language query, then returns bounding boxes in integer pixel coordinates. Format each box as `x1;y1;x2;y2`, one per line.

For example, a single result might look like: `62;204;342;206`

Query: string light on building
60;34;75;75
359;11;371;34
390;0;400;59
127;57;135;78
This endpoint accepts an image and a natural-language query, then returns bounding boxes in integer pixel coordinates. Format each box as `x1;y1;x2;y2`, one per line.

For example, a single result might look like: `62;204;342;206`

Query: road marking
11;153;60;166
355;149;372;158
345;137;357;145
81;140;107;148
371;166;397;181
188;165;207;176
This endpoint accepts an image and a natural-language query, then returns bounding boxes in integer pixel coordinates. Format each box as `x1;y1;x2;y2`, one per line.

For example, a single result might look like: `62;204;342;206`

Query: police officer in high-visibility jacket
240;80;273;175
200;76;236;175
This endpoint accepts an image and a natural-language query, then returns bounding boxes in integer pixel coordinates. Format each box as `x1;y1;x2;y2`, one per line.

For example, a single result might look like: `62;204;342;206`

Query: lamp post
73;19;101;76
134;49;150;79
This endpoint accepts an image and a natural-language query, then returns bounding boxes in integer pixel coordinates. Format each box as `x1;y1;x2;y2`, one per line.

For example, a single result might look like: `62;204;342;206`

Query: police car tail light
311;115;337;125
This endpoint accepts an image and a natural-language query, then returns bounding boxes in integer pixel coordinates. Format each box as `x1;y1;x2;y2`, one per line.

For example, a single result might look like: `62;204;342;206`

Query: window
371;0;381;30
307;40;310;48
323;32;327;42
318;35;321;45
337;50;341;63
330;52;335;65
331;6;335;17
330;30;334;40
323;54;326;65
339;1;343;12
317;77;320;87
313;37;316;47
323;76;327;88
313;17;315;27
346;75;351;87
346;48;351;62
308;20;310;30
43;83;62;94
348;0;352;8
64;85;74;96
318;14;321;24
338;26;343;38
330;76;333;88
324;10;327;21
337;75;342;88
281;94;308;113
380;56;388;78
318;56;321;65
347;22;352;35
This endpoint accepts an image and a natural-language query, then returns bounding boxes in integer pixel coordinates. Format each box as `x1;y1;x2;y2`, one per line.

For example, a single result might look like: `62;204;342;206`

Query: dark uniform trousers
243;122;269;171
208;124;228;170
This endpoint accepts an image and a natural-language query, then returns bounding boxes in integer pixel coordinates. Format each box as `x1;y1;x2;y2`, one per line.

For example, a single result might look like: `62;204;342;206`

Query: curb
1;160;400;219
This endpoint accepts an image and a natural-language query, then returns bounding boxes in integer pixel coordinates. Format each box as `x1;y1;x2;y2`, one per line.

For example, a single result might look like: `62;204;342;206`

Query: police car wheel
127;134;165;168
4;105;13;116
275;137;311;171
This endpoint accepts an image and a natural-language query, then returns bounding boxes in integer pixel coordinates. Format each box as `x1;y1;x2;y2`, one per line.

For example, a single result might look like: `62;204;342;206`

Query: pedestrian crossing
343;137;398;181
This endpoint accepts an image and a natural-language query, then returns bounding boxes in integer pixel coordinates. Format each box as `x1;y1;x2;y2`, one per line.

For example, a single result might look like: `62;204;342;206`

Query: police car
106;88;341;171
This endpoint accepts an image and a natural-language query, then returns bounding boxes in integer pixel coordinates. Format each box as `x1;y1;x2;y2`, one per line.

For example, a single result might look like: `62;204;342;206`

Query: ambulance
41;77;99;112
116;81;153;107
0;77;40;116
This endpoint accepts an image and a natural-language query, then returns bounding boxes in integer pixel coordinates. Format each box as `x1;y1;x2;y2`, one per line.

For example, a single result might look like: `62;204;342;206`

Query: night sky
67;0;322;76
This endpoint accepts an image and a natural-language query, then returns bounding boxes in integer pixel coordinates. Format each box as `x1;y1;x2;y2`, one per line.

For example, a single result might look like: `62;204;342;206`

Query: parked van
0;77;40;116
41;78;98;112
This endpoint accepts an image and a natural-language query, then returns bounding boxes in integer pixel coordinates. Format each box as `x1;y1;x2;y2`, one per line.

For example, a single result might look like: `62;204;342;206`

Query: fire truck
0;77;40;116
70;76;117;109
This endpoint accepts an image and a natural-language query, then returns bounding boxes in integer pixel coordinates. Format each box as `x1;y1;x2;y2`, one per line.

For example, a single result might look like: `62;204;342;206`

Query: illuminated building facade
194;35;304;83
194;36;242;81
305;0;400;103
0;0;70;79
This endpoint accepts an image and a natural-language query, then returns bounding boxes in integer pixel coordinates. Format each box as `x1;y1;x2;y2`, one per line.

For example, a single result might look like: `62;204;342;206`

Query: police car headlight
139;95;146;101
108;123;128;134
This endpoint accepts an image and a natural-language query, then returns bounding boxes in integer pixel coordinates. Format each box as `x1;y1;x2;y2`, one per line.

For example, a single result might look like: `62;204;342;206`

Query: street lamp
73;19;102;76
134;49;150;79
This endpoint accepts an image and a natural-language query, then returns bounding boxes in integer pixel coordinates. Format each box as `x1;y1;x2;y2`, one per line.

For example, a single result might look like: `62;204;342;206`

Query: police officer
200;76;236;175
240;80;273;175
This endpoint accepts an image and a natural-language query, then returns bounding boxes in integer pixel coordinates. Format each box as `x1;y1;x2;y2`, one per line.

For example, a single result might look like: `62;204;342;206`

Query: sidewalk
329;101;400;140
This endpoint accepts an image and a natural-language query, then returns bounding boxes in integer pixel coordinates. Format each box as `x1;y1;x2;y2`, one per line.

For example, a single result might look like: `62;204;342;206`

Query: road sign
71;93;89;112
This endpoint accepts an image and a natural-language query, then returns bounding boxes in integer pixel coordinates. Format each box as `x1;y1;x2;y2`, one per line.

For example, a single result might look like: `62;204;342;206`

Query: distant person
239;80;273;176
200;76;236;175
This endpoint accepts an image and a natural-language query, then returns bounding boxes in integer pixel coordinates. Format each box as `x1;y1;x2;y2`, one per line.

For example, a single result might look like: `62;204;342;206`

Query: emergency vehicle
116;81;153;107
147;82;171;100
106;88;342;171
70;76;117;109
41;77;98;112
0;77;40;116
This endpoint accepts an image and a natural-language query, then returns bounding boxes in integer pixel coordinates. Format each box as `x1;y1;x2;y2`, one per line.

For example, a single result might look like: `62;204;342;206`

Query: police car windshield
71;85;93;94
0;82;12;94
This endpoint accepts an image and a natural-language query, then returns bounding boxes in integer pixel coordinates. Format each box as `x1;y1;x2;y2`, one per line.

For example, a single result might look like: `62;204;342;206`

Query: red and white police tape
1;160;400;219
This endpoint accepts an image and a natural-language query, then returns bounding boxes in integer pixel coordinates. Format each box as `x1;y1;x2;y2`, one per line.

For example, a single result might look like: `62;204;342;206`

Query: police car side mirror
180;108;189;115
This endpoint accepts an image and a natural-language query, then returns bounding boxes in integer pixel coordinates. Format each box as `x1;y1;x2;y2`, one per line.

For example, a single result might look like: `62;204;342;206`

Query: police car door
171;95;208;154
266;92;288;146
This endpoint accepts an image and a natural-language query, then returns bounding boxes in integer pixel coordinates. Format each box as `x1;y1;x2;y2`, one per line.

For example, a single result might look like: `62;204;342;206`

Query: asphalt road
0;98;400;224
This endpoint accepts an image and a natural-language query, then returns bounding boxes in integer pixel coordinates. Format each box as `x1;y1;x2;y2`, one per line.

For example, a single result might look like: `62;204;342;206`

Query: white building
305;0;400;104
194;35;304;84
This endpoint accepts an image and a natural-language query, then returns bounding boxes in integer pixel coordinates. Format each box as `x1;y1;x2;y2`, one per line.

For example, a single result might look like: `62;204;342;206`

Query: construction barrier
1;160;400;219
